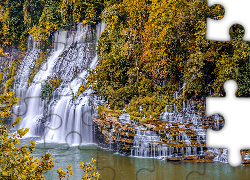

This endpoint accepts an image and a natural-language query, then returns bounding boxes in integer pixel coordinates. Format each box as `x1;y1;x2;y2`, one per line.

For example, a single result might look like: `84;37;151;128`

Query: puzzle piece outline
207;0;250;41
206;80;250;167
11;38;99;151
12;38;93;116
34;101;96;150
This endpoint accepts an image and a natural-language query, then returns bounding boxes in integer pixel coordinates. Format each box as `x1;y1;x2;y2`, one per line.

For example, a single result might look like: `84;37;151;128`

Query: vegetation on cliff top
0;0;105;53
86;0;250;120
1;0;250;120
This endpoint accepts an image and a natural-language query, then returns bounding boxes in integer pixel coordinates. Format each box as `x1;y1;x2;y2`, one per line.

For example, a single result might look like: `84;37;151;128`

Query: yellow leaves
30;140;35;146
141;0;188;83
91;158;96;164
77;158;100;179
49;77;61;91
8;60;17;78
60;0;101;26
0;92;18;123
77;82;91;97
126;94;169;121
28;52;48;86
0;72;3;84
0;4;10;49
81;4;97;26
17;128;29;137
28;1;59;42
0;92;54;179
23;144;28;148
5;77;14;92
23;0;31;26
138;76;152;95
11;117;21;127
66;164;72;170
57;167;67;179
57;164;74;179
80;162;85;167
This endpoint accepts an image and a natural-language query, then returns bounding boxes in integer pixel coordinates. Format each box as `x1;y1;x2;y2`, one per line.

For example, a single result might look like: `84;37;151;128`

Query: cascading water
13;22;106;146
11;22;229;163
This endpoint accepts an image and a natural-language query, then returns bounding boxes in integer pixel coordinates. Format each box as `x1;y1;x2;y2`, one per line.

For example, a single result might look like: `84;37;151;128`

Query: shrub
0;92;54;179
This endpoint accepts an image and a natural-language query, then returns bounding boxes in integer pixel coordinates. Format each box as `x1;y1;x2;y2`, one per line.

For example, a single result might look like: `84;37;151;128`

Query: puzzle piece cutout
30;99;95;150
205;0;250;171
206;80;250;167
207;0;250;41
12;87;73;117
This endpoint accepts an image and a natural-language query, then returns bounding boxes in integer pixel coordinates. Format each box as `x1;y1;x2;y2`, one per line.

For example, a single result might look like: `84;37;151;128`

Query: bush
57;158;100;180
40;81;53;100
0;92;54;179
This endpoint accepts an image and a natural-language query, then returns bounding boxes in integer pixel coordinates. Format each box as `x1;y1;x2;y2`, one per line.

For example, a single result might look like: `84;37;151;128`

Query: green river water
18;138;250;180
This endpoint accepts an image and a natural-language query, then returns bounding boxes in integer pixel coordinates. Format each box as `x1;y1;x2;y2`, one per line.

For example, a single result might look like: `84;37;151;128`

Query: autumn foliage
84;0;250;120
0;1;250;178
0;92;54;179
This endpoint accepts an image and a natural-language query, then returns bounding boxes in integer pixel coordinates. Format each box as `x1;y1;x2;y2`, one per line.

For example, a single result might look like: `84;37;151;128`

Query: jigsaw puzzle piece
206;80;250;167
135;158;156;180
30;137;99;179
186;163;206;180
37;100;95;150
95;148;116;180
207;0;250;41
36;109;95;149
95;148;157;180
13;45;97;149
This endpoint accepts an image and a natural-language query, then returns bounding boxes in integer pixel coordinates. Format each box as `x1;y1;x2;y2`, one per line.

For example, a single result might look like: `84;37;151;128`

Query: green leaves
40;81;53;100
90;0;209;112
0;0;104;51
184;51;205;96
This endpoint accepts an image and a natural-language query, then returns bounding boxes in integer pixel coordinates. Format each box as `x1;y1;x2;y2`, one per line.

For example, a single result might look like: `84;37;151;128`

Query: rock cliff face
93;100;232;163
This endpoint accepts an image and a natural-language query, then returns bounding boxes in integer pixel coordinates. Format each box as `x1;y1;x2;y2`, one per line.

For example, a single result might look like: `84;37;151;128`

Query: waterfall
13;22;106;146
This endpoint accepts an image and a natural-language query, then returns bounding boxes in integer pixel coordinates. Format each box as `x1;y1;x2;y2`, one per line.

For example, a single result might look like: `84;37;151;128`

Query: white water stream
11;22;229;163
13;22;106;146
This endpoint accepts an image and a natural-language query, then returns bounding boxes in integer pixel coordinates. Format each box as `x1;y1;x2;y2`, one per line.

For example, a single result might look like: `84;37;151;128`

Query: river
18;138;250;180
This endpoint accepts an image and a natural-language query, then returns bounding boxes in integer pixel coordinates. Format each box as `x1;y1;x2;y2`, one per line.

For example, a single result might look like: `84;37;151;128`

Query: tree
0;92;54;179
57;158;100;180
